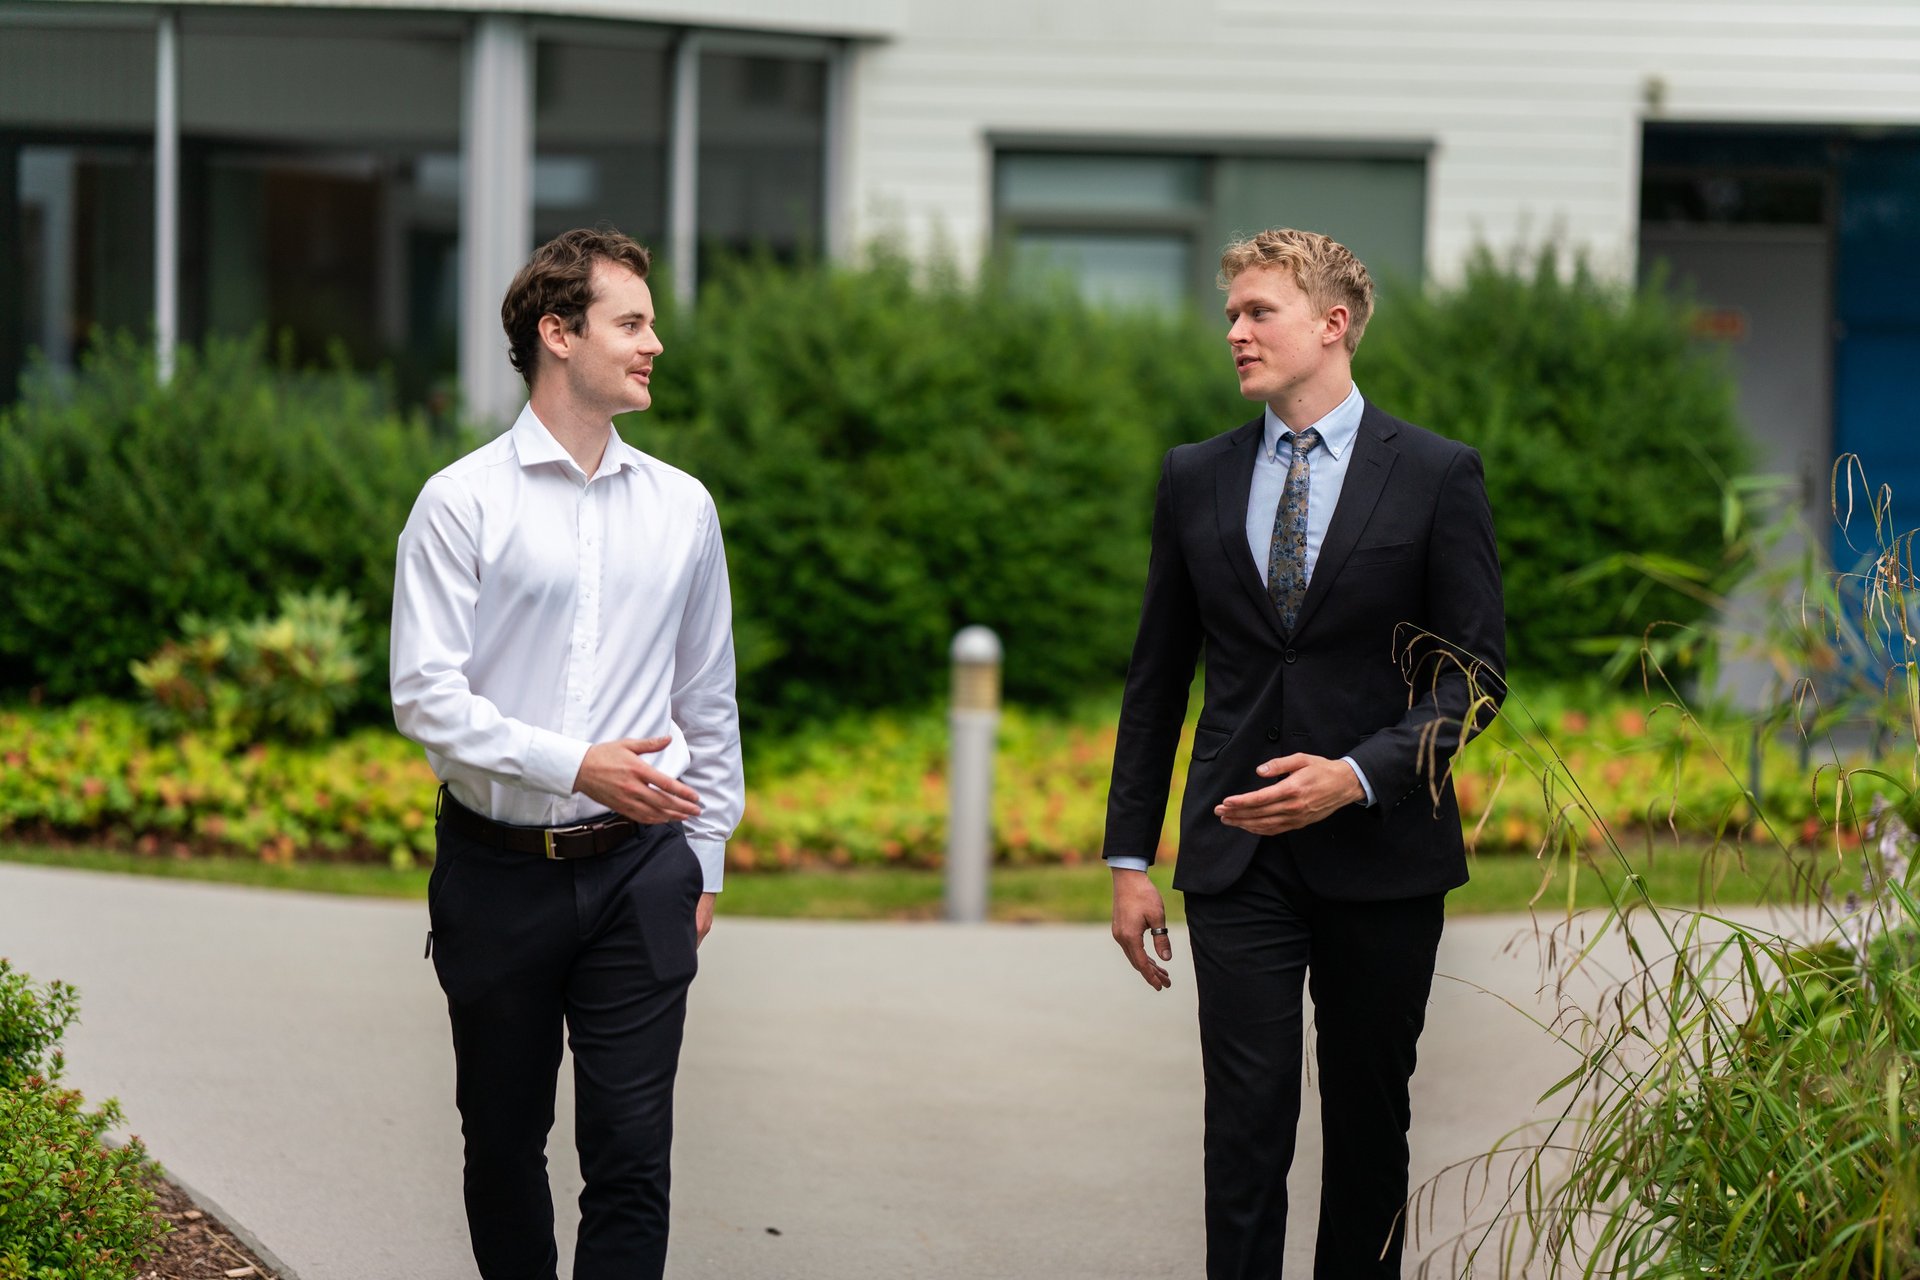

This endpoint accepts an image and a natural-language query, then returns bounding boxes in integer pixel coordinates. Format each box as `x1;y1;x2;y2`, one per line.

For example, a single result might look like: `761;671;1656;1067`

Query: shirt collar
509;403;643;480
1262;382;1365;462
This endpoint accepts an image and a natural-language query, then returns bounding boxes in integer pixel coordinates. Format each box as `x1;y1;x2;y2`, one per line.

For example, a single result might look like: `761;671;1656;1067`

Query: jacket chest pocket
1342;539;1416;568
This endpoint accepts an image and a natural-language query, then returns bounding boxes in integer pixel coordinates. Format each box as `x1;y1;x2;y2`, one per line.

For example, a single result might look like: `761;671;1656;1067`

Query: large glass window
995;145;1428;315
999;154;1205;310
1;22;156;396
697;49;827;276
175;12;463;399
533;32;672;252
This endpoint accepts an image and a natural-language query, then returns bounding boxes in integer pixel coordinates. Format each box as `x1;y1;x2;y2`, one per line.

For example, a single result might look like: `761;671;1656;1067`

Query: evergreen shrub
0;249;1747;724
1356;246;1750;679
0;961;166;1280
0;335;461;710
643;251;1241;726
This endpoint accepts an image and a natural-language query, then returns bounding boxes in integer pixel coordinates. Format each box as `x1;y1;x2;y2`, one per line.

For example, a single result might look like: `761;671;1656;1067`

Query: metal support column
154;9;179;384
667;32;701;307
459;14;532;427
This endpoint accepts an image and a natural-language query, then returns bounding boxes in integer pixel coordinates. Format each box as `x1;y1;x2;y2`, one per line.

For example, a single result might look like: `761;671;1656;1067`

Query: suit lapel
1289;403;1399;638
1213;416;1291;646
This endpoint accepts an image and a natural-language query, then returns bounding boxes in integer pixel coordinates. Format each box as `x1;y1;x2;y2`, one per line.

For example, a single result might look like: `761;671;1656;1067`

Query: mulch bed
137;1174;281;1280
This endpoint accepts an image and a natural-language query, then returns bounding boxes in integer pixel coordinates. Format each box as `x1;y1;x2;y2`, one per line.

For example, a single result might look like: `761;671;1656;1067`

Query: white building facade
5;0;1919;519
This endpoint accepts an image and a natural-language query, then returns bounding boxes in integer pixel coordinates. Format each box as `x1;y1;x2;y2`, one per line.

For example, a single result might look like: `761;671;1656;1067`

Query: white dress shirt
391;404;743;891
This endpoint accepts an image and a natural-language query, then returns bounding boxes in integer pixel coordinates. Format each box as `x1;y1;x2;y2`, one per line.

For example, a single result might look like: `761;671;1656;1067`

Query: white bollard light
946;626;1002;923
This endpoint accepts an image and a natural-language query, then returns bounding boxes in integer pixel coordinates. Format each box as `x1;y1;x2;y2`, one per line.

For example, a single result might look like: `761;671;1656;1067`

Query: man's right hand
575;737;704;825
1111;867;1173;991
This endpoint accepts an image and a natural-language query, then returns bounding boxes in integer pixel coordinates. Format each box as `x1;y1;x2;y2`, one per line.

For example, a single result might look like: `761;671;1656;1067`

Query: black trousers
1185;840;1446;1280
429;812;703;1280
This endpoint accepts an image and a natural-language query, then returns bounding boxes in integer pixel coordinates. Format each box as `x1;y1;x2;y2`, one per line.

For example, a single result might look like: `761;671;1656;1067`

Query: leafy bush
2;250;1747;724
643;251;1243;726
0;962;166;1280
0;334;461;711
0;689;1890;870
0;701;439;866
131;590;366;746
0;960;78;1092
1356;246;1750;681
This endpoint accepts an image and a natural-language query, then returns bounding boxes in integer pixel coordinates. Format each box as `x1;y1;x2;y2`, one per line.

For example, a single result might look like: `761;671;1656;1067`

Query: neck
1267;370;1353;433
528;384;613;475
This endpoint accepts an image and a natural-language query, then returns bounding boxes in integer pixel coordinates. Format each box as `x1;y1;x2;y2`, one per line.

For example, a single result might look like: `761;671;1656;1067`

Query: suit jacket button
1266;726;1281;741
1283;648;1297;664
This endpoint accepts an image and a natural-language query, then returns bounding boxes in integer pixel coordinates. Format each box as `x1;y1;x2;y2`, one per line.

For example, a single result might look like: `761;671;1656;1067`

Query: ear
537;313;573;365
1320;304;1351;349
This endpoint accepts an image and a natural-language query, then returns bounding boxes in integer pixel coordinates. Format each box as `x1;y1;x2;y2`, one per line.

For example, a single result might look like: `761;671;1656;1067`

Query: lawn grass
0;839;1825;922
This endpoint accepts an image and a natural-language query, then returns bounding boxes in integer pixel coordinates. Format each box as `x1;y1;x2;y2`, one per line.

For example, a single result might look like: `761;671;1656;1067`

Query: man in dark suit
1104;228;1505;1278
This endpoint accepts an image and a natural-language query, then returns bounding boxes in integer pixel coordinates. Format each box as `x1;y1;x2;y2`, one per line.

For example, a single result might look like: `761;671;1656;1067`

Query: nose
1227;316;1250;344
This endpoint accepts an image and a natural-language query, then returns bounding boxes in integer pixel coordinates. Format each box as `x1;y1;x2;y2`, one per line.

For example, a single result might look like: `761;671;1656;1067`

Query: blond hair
1218;229;1374;354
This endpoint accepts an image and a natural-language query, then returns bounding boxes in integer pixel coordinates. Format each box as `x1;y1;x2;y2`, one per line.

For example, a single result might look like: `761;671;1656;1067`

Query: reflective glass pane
535;39;671;248
697;51;826;275
1015;231;1192;311
176;15;462;397
2;25;157;397
998;153;1205;215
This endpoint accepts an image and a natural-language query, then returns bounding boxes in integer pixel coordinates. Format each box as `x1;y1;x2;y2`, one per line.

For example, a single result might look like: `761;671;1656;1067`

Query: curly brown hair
1218;228;1374;355
501;227;653;388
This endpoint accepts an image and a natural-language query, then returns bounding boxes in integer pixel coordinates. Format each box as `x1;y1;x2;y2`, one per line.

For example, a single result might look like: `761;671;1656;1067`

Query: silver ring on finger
1148;927;1169;937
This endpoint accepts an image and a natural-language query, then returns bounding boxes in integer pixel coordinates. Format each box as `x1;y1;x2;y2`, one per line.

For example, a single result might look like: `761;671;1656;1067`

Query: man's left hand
697;892;716;947
1216;754;1364;835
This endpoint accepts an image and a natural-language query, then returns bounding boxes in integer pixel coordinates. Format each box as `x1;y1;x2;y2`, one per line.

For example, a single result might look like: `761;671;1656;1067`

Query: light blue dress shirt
1108;385;1375;875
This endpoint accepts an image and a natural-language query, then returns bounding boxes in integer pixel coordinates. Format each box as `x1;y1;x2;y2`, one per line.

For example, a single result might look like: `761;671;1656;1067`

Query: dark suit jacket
1103;400;1506;901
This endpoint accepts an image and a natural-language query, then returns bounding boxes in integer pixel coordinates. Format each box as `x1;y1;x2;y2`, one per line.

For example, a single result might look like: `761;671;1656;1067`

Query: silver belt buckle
543;822;595;860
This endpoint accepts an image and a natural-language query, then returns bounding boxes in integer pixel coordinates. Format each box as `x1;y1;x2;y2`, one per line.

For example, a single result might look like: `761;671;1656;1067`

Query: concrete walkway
0;862;1800;1278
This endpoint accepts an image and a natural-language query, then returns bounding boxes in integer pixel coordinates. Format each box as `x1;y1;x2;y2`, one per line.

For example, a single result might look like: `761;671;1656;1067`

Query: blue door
1834;140;1920;566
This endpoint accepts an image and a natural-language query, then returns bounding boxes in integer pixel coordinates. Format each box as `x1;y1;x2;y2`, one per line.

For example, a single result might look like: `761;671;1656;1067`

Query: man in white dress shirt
391;227;743;1280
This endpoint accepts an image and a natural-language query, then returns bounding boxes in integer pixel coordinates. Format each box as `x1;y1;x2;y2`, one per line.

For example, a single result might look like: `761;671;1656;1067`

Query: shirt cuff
1105;855;1151;873
524;727;594;799
1340;756;1377;808
687;836;727;893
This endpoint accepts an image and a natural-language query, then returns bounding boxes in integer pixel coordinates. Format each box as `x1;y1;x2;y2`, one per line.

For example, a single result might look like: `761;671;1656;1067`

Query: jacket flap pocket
1190;726;1231;762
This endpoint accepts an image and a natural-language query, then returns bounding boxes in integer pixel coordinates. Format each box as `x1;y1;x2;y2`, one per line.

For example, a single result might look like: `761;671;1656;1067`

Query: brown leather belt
437;787;638;860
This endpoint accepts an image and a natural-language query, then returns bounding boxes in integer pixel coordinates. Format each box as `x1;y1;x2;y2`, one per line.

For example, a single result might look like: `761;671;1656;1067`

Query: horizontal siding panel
848;0;1920;278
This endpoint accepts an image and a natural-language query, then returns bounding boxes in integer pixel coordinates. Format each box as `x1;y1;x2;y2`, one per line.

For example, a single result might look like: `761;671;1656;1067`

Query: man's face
1224;265;1339;405
558;261;663;417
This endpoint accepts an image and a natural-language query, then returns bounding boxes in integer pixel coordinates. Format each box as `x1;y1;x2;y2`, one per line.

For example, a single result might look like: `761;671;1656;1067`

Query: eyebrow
608;310;652;324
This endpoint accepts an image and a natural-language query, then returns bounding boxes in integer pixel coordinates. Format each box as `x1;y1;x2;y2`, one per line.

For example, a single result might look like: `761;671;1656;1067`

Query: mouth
1234;355;1259;371
628;368;651;383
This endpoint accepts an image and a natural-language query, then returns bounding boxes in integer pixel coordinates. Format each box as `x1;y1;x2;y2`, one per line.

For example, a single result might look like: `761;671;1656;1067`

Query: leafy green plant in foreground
1413;459;1920;1278
0;961;166;1280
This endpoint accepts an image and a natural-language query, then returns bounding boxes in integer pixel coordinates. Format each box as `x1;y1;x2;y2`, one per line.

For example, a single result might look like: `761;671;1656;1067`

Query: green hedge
642;253;1241;725
2;250;1748;724
1355;247;1750;678
0;335;461;711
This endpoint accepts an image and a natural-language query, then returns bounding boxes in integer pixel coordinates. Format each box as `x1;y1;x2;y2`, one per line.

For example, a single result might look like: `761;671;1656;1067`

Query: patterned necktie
1267;427;1321;632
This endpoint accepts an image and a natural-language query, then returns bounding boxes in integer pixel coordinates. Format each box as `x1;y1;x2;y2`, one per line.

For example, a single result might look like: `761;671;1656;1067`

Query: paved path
0;863;1798;1278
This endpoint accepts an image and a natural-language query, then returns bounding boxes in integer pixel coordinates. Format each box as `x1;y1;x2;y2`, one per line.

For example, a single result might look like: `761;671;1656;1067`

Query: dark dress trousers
1105;402;1505;1278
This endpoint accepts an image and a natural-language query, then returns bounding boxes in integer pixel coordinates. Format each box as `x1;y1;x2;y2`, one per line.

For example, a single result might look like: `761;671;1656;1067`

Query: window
994;143;1428;315
1;22;157;395
697;49;828;275
533;33;672;250
175;13;464;396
